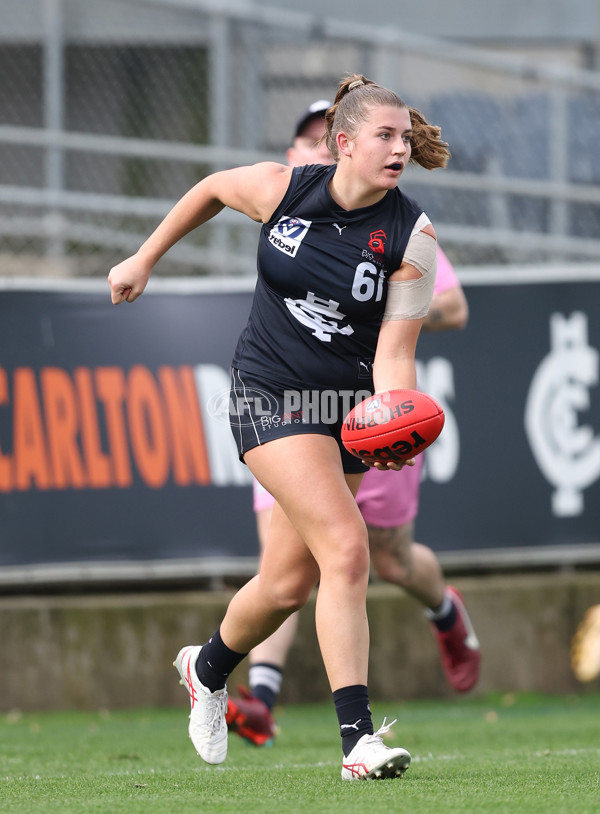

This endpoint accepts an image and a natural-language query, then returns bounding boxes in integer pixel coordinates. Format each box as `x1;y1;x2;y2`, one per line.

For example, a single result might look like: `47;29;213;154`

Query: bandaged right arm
383;214;437;321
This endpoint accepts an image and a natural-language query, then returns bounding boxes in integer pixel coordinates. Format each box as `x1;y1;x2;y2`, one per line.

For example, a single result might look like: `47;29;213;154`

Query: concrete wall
2;571;600;712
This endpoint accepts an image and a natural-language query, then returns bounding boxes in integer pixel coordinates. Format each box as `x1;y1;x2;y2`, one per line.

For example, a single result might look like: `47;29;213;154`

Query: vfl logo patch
269;215;312;257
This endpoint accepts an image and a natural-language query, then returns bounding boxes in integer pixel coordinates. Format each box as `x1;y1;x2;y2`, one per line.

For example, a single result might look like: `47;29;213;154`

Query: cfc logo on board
525;312;600;516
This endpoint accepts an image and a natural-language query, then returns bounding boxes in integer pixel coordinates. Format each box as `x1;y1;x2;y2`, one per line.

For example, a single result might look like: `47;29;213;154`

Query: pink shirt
435;247;459;295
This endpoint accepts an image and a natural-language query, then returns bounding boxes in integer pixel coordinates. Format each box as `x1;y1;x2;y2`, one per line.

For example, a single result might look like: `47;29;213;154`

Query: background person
226;100;479;748
109;73;449;780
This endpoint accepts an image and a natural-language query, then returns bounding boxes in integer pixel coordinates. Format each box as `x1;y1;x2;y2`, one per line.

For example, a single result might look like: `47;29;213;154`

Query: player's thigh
244;433;367;567
257;499;320;603
257;472;364;596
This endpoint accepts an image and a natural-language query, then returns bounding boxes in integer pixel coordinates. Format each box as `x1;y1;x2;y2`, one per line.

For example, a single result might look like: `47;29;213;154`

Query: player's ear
336;131;352;157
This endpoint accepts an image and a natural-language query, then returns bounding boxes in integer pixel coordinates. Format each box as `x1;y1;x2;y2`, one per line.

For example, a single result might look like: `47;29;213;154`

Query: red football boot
226;686;276;746
432;586;481;692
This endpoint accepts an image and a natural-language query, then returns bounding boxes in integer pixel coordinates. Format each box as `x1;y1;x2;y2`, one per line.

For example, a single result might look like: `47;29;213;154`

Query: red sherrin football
341;389;445;465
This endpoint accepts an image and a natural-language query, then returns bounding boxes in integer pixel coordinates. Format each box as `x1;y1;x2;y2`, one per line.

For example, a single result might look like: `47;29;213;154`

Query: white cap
294;99;331;138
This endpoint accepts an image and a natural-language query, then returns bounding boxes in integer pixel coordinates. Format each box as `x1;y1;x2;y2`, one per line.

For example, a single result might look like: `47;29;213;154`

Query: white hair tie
348;79;364;90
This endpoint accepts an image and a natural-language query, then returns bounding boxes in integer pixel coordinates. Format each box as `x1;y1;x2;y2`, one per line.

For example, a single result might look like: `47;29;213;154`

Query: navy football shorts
229;368;369;474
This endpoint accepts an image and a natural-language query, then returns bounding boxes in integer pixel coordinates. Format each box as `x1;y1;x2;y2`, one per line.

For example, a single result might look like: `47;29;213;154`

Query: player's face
349;105;412;190
287;118;335;168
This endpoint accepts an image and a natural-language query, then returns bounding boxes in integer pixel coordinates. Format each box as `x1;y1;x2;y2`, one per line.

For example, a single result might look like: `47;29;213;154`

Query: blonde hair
324;73;450;170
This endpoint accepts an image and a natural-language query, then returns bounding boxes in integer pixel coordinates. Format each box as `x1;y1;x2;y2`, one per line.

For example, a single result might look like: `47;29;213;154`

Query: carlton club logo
524;312;600;517
368;229;386;254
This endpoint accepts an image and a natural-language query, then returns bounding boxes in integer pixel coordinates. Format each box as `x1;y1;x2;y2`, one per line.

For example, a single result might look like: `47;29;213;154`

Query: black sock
333;684;373;757
195;628;247;693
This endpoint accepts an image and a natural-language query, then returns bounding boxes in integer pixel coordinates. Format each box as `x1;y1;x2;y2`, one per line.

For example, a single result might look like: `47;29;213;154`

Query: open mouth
386;162;403;172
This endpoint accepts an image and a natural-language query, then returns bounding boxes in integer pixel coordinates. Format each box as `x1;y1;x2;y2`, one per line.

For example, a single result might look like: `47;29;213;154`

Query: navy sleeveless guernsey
232;163;423;393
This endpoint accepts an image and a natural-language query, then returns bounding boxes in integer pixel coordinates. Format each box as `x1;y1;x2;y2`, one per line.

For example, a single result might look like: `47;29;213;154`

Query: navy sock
195;628;247;693
332;684;373;757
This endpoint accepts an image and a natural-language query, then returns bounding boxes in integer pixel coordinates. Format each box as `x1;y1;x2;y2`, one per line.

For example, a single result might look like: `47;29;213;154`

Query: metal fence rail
2;0;600;275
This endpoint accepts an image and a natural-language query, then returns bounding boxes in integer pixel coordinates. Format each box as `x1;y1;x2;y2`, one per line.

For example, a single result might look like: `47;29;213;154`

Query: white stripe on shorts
232;368;262;454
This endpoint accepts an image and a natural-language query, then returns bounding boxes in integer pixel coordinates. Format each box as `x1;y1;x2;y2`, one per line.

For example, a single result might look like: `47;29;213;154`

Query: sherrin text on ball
341;389;445;465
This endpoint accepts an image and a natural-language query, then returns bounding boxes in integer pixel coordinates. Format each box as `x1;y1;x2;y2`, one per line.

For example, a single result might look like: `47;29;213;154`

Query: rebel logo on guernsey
269;215;312;257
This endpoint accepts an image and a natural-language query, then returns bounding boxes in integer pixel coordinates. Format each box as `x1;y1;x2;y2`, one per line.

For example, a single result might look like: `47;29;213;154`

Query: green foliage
1;694;599;813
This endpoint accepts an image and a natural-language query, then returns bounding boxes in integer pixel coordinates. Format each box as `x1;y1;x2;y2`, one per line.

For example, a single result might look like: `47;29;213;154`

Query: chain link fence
2;0;600;276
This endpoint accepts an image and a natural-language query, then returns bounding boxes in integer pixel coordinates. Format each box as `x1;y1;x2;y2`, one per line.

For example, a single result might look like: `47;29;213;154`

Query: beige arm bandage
382;224;437;321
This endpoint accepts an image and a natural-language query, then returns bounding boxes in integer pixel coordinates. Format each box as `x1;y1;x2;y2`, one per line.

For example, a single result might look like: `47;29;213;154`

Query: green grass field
1;693;599;814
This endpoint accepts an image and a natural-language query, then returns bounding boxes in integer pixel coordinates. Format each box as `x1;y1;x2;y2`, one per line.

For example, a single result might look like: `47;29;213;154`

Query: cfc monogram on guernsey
232;163;424;393
284;292;355;343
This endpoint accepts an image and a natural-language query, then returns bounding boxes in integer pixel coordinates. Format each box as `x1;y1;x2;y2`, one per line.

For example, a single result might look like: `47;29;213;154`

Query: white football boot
173;644;228;764
341;718;411;780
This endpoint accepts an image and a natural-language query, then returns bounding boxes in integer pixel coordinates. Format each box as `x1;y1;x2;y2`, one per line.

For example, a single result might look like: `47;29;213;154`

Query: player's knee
375;558;412;585
371;551;413;585
276;591;309;614
331;535;370;586
266;574;314;613
313;524;369;587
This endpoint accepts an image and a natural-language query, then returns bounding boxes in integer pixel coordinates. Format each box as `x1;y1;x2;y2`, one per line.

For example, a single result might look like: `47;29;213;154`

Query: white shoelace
370;717;397;741
206;691;228;734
